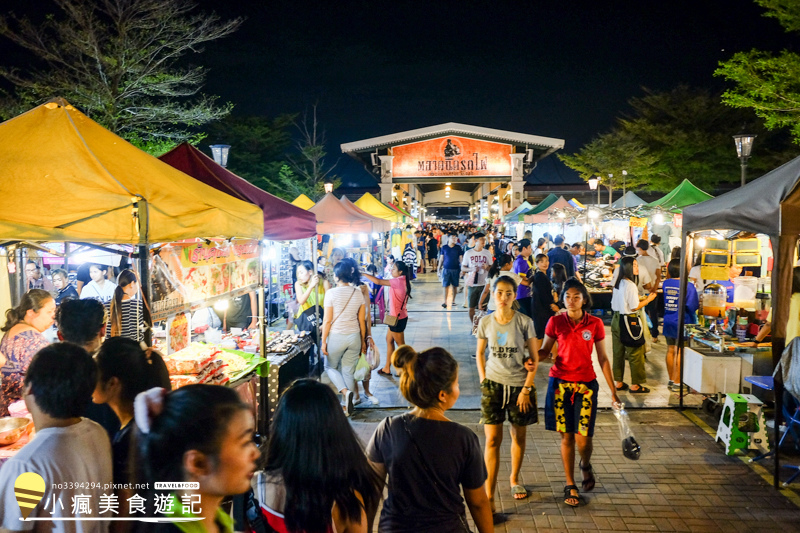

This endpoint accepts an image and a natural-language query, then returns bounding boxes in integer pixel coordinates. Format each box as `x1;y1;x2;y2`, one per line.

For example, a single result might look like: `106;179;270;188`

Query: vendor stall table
259;336;314;428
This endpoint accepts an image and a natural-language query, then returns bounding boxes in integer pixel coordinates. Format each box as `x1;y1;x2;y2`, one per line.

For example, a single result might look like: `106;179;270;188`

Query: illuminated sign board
391;136;513;178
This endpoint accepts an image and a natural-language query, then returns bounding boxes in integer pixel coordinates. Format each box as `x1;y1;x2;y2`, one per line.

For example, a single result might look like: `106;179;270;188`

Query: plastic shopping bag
612;402;641;460
353;353;372;382
472;309;487;336
366;340;381;371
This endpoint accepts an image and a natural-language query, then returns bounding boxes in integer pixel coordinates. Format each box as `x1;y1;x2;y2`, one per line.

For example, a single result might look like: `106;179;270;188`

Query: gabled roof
611;191;647;209
524;193;560;216
292;194;316;209
341;122;564;154
503;201;534;223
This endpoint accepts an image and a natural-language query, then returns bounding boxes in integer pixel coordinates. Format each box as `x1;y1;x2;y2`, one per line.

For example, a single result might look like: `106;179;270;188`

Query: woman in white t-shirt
322;261;366;417
80;264;117;304
610;257;657;394
479;254;529;312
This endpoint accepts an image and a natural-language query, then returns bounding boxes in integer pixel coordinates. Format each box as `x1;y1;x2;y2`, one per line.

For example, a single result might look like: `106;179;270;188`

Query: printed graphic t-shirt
546;312;606;382
477;311;535;387
461;249;493;287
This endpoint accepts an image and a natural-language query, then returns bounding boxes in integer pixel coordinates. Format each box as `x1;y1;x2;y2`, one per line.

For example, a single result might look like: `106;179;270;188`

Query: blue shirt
440;244;463;270
662;278;699;339
513;255;532;299
547;246;576;278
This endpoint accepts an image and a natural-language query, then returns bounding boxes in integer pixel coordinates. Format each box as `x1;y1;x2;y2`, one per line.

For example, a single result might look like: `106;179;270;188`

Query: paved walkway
342;272;800;531
351;409;800;532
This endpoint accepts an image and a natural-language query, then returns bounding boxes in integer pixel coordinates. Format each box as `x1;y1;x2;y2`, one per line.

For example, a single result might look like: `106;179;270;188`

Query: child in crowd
367;346;493;532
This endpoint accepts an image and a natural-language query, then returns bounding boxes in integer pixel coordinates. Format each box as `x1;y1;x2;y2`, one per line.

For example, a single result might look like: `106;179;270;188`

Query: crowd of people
1;220;712;533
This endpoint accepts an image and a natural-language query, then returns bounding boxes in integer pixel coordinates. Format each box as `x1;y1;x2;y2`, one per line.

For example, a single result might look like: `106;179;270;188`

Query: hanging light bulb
653;211;664;225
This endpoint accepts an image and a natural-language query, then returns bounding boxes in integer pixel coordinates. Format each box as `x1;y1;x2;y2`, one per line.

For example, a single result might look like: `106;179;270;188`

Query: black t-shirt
226;294;253;329
366;413;486;533
112;423;133;486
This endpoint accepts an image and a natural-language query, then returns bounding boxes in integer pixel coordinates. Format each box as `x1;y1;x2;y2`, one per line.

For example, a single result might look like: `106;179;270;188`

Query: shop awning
523;196;572;224
354;193;404;224
610;191;646;208
292;194;316;209
159;143;317;241
520;193;559;217
387;201;413;219
340;196;393;232
309;193;376;234
0;99;263;243
503;201;534;223
647;179;713;212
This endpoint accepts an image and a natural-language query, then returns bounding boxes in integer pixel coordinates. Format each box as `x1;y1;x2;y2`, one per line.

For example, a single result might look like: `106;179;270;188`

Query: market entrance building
341;123;564;221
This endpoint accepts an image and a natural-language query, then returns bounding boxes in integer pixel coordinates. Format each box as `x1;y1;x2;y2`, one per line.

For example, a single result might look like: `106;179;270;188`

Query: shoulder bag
384;292;409;327
619;313;645;347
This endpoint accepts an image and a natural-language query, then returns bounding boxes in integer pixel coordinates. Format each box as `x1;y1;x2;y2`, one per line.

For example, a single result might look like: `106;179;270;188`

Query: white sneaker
365;395;380;406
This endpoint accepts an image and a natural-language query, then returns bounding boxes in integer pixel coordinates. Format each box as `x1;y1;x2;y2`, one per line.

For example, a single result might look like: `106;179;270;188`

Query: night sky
2;0;797;188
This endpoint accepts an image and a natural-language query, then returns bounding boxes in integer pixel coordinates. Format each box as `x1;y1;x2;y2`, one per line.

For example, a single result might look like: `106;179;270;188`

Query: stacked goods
265;330;308;354
165;343;229;389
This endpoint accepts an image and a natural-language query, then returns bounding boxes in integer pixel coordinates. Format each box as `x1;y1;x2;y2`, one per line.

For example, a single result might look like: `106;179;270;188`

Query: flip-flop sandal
563;485;582;507
630;386;650;394
579;460;596;492
511;484;528;500
376;369;393;378
615;383;629;391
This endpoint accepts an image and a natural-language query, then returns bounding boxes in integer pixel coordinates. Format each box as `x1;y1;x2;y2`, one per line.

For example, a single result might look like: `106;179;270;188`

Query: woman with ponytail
366;345;493;533
108;269;150;342
0;289;55;415
360;261;412;377
94;338;170;488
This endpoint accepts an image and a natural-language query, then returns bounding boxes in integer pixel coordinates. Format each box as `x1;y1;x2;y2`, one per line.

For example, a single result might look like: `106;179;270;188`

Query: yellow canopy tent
0;99;263;244
291;194;316;210
354;193;403;224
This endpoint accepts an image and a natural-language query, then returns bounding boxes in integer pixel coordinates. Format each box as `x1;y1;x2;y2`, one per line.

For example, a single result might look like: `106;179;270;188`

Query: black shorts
388;316;408;333
544;377;599;437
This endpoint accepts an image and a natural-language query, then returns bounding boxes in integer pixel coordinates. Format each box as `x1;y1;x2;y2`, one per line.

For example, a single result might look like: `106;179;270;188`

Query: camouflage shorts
480;378;538;426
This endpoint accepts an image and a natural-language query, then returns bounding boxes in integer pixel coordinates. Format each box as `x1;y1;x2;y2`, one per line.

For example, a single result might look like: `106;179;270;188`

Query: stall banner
391;136;512;178
166;312;191;354
629;217;647;228
673;213;683;228
151;240;259;320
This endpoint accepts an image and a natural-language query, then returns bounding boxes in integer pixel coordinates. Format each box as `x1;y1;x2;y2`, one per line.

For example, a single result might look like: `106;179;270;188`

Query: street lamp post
733;133;756;187
324;180;333;194
209;144;231;167
622;170;627;207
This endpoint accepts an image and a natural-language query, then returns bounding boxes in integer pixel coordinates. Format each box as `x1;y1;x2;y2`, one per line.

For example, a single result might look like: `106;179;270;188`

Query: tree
561;86;795;193
715;0;800;143
202;114;298;200
0;0;241;154
287;104;341;200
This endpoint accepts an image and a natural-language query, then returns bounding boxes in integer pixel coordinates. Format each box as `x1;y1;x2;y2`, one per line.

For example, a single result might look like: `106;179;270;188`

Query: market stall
354;193;405;224
680;155;800;487
158;143;320;428
0;99;267;449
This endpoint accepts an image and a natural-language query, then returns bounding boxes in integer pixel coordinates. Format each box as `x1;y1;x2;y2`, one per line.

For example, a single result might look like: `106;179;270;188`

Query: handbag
384;293;409;327
619;313;645;347
471;309;487;336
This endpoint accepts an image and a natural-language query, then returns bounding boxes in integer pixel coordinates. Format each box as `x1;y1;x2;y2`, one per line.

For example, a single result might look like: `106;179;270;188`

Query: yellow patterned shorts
544;377;599;437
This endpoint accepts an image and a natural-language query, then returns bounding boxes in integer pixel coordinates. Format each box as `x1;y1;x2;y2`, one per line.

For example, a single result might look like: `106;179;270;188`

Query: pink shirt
389;276;409;319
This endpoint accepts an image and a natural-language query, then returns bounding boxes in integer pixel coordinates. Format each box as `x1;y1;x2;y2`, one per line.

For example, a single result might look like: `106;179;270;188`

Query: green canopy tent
503;201;534;223
646;179;713;212
520;193;559;217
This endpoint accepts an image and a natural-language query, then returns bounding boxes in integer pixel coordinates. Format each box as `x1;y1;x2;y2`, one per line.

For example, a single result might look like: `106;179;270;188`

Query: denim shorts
442;268;460;287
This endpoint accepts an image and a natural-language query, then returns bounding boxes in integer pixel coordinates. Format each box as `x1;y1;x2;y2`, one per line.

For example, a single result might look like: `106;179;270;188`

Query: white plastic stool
716;393;770;456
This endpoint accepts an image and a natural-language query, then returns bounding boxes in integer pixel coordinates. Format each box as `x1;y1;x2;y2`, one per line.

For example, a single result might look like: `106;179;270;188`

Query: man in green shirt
593;241;620;260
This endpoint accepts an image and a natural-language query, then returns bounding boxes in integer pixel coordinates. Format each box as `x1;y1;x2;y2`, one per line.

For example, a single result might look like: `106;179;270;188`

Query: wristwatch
521;386;533;394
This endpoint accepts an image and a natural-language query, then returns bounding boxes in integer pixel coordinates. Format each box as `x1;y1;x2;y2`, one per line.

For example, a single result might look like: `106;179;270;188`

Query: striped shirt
323;286;363;335
107;298;146;342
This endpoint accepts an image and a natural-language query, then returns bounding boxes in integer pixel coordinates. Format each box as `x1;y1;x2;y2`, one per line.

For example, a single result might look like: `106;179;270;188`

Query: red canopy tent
159;143;317;240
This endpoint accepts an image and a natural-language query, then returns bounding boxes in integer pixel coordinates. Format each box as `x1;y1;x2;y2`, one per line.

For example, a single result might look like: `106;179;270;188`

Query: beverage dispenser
702;283;727;319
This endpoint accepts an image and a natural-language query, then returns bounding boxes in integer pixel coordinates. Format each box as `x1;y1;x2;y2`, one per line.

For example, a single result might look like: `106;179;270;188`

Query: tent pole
312;237;321;376
135;199;152;346
676;230;690;411
258;241;266;358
